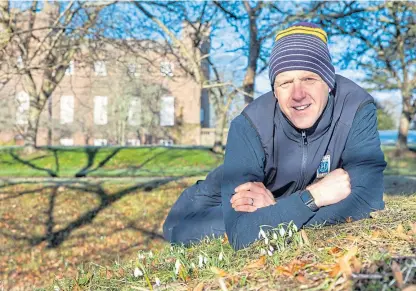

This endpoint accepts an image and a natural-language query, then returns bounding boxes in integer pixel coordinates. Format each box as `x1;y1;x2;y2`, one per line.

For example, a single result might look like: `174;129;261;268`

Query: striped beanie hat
269;22;335;91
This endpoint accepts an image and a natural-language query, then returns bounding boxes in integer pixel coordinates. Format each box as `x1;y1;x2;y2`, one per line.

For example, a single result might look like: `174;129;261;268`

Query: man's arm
305;103;386;226
222;115;316;250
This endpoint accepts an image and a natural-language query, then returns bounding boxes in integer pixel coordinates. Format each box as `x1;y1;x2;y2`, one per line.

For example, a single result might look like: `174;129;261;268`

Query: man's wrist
306;185;322;208
300;189;319;211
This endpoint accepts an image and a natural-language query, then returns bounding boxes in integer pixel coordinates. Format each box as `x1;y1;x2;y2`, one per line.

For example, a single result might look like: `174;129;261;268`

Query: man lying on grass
163;22;387;250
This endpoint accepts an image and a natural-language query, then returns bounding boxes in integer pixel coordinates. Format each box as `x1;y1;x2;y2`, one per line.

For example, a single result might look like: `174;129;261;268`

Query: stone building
0;3;220;147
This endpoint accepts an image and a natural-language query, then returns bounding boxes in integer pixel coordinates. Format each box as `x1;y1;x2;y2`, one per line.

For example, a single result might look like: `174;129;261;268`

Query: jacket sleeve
305;103;387;226
222;115;316;250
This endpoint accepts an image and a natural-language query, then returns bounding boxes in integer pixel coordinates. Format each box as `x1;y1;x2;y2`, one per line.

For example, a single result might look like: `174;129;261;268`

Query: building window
60;138;73;146
94;96;108;125
127;139;140;146
128;97;141;126
160;96;174;126
200;108;205;123
160;61;174;77
65;60;75;76
94;61;107;76
15;91;30;125
60;95;74;124
94;139;108;146
127;63;140;77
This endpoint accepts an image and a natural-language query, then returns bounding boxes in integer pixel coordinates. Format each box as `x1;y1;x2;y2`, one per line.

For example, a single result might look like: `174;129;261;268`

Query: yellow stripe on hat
275;26;328;43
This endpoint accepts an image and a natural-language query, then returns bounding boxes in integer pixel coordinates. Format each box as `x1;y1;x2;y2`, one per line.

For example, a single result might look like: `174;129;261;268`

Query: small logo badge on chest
317;154;331;179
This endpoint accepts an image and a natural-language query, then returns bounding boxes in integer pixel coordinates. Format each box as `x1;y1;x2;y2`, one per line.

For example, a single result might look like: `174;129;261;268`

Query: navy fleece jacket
221;103;387;250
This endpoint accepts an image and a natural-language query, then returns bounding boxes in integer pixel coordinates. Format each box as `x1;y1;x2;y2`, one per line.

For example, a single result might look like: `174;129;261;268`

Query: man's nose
292;80;306;101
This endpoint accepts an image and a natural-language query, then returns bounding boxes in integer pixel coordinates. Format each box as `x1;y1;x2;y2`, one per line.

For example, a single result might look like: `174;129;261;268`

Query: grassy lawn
0;147;222;177
0;179;415;290
383;146;416;176
0;146;415;290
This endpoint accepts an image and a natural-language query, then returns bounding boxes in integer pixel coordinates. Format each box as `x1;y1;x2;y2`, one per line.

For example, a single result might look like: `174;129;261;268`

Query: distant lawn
0;146;223;178
383;146;416;176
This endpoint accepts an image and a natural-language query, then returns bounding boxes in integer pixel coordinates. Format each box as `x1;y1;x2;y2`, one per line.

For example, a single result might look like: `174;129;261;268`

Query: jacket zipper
300;130;308;189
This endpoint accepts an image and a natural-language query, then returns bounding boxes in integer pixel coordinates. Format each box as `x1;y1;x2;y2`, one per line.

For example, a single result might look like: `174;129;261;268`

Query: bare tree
319;1;415;153
130;1;246;152
1;1;113;150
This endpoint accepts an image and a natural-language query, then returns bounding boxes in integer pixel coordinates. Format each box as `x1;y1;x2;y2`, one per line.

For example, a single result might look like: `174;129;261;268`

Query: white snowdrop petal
198;255;204;268
273;232;278;240
265;237;269;245
134;267;143;277
219;252;224;261
267;250;273;256
260;248;266;255
155;277;161;286
289;229;293;237
175;259;181;275
279;227;285;237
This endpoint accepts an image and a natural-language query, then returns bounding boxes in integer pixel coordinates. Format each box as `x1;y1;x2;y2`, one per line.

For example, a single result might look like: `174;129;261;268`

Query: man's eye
280;81;292;87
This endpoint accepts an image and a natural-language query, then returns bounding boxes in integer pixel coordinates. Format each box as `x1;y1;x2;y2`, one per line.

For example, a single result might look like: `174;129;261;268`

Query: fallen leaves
391;260;403;288
300;230;310;245
244;256;266;269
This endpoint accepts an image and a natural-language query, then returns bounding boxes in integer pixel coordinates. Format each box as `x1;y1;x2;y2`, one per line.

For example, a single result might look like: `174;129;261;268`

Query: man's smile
293;104;311;111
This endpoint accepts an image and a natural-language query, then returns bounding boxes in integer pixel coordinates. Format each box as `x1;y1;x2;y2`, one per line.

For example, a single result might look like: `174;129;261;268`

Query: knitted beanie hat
269;22;335;91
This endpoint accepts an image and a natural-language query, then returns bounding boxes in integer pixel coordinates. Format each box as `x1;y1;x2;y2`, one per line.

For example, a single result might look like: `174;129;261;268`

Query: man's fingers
230;190;253;203
234;205;257;212
234;182;267;194
232;197;254;208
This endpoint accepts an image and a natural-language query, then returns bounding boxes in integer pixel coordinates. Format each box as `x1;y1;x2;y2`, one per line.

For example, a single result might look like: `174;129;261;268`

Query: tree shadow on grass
0;175;197;250
384;175;416;196
2;146;219;178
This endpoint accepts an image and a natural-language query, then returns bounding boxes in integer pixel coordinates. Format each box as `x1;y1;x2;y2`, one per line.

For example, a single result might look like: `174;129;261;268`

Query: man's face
274;70;329;129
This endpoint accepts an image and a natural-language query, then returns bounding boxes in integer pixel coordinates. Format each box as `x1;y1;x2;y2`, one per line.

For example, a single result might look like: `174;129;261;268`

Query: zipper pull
301;131;308;145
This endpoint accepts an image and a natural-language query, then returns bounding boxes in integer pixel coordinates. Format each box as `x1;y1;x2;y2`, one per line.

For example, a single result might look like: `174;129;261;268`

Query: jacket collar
274;93;334;143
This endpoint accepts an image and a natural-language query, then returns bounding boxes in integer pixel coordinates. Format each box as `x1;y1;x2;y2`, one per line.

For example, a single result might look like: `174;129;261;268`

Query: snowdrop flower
259;229;267;239
53;286;60;291
267;250;273;256
293;224;298;232
219;251;224;261
273;232;278;240
269;245;274;252
260;248;266;255
288;229;293;237
191;262;196;269
175;259;181;275
134;267;143;277
138;253;145;260
264;237;269;245
198;255;204;268
203;256;208;265
279;227;286;237
149;251;154;258
155;277;161;286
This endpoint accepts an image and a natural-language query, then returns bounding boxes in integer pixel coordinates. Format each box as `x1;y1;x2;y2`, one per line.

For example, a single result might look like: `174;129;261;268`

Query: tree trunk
212;110;225;153
242;9;260;105
396;87;414;152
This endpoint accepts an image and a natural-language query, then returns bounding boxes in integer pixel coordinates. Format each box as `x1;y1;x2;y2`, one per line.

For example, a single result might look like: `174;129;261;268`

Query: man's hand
306;168;351;208
231;182;276;212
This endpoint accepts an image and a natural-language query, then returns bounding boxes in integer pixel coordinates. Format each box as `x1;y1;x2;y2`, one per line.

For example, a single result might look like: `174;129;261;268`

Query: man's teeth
294;104;310;111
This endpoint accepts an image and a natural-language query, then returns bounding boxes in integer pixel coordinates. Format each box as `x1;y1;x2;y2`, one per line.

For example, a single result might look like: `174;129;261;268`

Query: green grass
0;146;222;177
383;146;416;176
48;193;416;291
1;176;415;290
0;145;414;178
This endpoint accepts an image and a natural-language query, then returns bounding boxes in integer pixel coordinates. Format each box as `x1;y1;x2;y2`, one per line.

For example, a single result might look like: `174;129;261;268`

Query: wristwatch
300;190;319;212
